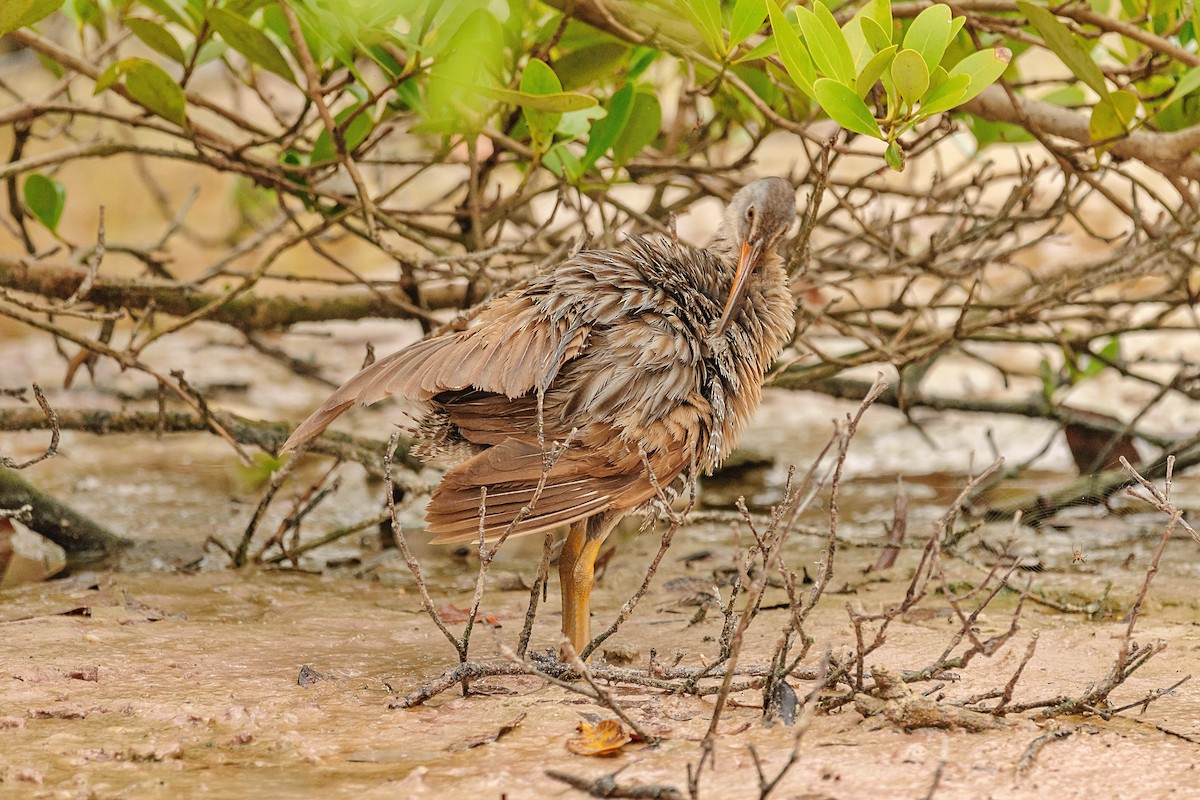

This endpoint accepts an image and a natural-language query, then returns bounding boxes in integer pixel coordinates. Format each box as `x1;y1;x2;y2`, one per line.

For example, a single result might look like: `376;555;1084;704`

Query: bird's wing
279;289;590;451
424;435;689;543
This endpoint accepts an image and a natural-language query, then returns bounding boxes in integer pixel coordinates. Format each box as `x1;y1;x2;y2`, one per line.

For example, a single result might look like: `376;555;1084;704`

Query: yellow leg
559;520;604;659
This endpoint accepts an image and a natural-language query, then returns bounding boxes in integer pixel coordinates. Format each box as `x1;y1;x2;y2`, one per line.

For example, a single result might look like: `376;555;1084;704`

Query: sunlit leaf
676;0;725;57
796;3;855;85
855;45;896;98
917;73;969;115
206;7;295;83
23;173;65;233
124;59;188;126
903;3;952;71
612;91;661;165
1018;1;1109;98
861;15;892;52
814;77;882;137
729;0;767;47
892;48;929;107
566;718;632;756
733;34;778;64
483;85;599;113
520;59;563;155
126;17;186;64
425;8;504;133
0;0;62;37
96;57;187;126
948;47;1012;105
767;1;815;97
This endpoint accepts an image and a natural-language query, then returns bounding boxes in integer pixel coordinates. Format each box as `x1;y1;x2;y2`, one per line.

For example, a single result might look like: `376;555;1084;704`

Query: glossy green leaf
855;45;896;98
892;48;929;107
23;173;65;233
917;73;969;115
613;91;661;165
767;1;816;97
948;46;1012;105
583;83;635;170
520;59;563;155
796;4;854;85
1018;1;1108;98
126;17;186;63
556;105;607;139
729;0;767;47
0;0;61;37
425;8;504;133
544;142;583;182
124;59;187;126
814;77;882;137
861;16;892;52
206;7;295;83
866;0;892;36
903;3;952;71
676;0;725;57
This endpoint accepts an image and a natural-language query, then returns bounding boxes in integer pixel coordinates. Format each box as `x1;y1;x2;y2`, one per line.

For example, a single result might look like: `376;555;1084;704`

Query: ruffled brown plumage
282;177;798;654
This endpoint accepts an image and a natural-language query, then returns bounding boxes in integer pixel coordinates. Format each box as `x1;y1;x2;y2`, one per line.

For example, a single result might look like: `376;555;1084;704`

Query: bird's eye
745;206;756;223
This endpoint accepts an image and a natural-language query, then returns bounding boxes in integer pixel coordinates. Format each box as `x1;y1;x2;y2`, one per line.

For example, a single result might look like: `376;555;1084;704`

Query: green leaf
612;91;661;165
1089;88;1138;150
866;0;892;36
733;34;778;64
583;83;635;170
861;16;892;52
884;139;905;171
0;0;61;37
126;17;186;64
729;0;767;47
1161;63;1200;111
903;3;952;72
948;46;1012;105
557;105;607;139
310;105;374;164
95;57;187;126
23;173;65;233
768;1;816;97
892;48;929;107
556;42;627;90
1018;1;1109;98
520;59;564;155
137;0;192;30
206;7;295;83
676;0;725;57
855;45;896;98
917;72;969;115
482;85;599;113
124;59;187;126
814;77;882;137
544;141;583;182
796;4;855;85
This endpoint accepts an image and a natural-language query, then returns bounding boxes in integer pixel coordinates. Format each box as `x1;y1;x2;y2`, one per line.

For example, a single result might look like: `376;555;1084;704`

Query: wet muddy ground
3;360;1200;799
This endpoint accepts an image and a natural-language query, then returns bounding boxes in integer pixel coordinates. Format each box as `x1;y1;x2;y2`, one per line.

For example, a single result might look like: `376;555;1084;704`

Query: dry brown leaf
566;718;631;756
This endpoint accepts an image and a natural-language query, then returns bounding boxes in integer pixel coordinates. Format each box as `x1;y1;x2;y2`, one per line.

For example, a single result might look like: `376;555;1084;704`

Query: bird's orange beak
714;239;762;336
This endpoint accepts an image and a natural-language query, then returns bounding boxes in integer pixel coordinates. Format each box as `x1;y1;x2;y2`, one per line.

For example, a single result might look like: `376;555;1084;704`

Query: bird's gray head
714;177;797;336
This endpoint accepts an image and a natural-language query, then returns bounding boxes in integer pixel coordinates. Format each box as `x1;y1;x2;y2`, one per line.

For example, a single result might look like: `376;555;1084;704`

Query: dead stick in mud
0;466;130;560
546;769;684;800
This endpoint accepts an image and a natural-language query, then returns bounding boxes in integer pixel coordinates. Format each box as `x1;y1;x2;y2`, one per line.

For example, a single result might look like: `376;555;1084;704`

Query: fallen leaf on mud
567;718;631;756
662;576;720;606
435;603;508;625
447;712;526;751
